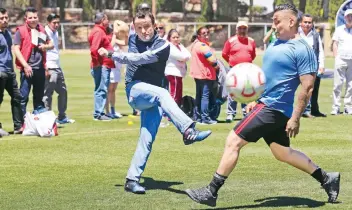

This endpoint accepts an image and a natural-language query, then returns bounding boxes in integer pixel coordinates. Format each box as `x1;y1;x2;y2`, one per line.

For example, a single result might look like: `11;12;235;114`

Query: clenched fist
98;48;109;57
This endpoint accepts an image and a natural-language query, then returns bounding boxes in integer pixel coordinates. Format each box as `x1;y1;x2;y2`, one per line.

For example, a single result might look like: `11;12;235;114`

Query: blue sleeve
111;50;158;65
296;40;318;76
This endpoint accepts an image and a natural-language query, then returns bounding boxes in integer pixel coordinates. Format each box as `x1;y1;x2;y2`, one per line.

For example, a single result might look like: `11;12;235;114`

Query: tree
299;0;306;13
249;0;253;22
58;0;66;21
322;0;329;20
33;0;43;21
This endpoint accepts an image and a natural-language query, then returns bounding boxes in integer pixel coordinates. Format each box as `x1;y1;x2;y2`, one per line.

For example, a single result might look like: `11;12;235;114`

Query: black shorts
233;103;290;147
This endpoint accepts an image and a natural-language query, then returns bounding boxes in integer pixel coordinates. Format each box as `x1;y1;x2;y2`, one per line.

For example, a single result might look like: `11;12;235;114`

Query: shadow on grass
201;196;326;210
115;177;186;195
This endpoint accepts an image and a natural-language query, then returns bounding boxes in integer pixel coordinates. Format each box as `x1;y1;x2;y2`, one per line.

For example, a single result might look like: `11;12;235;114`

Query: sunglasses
156;27;164;30
200;31;209;36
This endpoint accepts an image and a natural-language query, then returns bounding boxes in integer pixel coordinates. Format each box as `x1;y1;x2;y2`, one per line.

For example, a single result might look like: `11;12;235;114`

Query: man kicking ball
185;4;340;207
98;11;212;194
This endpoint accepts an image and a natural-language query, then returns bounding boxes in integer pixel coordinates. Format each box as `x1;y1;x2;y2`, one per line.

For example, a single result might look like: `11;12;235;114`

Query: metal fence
8;22;325;51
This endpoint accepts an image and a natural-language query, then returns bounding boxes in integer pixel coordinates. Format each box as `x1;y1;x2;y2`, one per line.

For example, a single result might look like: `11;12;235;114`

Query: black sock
208;173;227;195
311;168;328;185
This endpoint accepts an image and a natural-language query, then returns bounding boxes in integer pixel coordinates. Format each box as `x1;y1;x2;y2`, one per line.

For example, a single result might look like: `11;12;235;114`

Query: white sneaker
226;115;233;123
345;109;352;115
330;109;339;115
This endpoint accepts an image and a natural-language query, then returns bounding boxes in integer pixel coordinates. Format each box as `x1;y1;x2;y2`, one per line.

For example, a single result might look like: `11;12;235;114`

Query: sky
243;0;275;13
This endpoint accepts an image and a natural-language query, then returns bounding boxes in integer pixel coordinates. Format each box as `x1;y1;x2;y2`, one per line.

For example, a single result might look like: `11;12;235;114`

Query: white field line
0;128;140;142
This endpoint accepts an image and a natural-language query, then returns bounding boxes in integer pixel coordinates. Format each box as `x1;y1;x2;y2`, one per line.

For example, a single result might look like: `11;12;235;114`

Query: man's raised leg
128;82;212;145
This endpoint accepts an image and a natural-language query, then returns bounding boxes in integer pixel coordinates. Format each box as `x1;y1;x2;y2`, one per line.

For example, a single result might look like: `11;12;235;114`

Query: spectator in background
263;23;277;47
331;9;352;115
298;14;326;118
88;12;115;121
13;7;53;116
0;8;23;136
165;29;191;105
156;22;167;40
222;21;256;122
105;21;129;119
190;26;220;124
43;13;75;124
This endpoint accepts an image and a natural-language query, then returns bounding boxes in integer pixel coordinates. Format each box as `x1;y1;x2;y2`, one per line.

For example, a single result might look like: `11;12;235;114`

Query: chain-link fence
8;22;325;51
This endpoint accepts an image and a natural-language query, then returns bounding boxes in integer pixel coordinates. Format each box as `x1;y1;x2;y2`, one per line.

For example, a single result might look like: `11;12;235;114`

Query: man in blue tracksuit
98;11;212;194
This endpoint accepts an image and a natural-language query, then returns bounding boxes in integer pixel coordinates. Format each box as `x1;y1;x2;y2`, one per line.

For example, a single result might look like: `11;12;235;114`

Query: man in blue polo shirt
0;8;24;136
99;11;212;194
185;4;340;207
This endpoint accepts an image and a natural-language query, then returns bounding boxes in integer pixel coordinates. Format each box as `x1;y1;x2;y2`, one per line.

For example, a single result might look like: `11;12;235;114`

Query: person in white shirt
298;13;326;118
332;9;352;115
165;29;191;105
43;13;75;124
104;21;129;119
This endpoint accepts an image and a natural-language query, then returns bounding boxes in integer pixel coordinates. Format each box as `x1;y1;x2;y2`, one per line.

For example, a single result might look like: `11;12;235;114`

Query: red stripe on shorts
234;103;265;134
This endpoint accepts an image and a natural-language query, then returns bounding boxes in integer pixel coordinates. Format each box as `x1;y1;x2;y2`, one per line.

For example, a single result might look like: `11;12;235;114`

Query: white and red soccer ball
225;63;266;103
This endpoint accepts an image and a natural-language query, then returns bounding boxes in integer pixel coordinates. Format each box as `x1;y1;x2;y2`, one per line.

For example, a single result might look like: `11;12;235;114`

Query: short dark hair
94;12;106;24
25;7;37;15
274;3;298;15
301;13;313;21
167;29;179;41
133;11;155;25
191;26;207;42
274;4;299;27
47;13;60;22
0;8;7;14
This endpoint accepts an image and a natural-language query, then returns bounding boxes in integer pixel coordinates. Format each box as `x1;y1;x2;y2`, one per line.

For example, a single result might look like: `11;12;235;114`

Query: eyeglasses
200;31;209;36
156;27;164;30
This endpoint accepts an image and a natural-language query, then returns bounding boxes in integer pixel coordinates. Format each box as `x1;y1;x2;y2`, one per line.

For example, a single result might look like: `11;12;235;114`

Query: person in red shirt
88;12;115;121
222;21;256;122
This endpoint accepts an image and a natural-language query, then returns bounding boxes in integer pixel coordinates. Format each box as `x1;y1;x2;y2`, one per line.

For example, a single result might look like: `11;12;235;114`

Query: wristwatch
107;51;113;58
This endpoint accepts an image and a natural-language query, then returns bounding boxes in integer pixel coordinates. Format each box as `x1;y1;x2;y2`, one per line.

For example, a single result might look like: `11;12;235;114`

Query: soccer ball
225;63;266;103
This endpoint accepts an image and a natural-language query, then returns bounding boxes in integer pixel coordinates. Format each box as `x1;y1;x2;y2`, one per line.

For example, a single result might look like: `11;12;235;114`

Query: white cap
344;9;352;17
236;21;248;28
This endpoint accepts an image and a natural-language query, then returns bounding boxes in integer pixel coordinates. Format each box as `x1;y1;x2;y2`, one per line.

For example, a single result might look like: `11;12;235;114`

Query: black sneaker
183;128;211;145
185;186;217;207
322;172;340;203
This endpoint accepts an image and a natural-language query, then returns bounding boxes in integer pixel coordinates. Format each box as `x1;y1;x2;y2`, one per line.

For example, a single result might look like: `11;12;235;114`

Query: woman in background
105;20;129;118
189;27;220;125
165;29;191;106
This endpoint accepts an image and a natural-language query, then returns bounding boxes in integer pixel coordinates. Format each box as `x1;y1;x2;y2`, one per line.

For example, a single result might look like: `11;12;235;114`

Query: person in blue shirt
0;8;23;136
98;11;212;194
185;4;340;207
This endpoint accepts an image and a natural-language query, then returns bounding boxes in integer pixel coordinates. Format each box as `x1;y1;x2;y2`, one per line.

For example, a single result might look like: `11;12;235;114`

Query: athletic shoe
344;109;352;115
201;118;217;125
93;115;112;121
330;109;339;115
57;117;75;124
185;186;217;207
0;128;9;137
226;115;233;123
322;172;340;203
124;180;146;194
113;112;123;118
183;127;211;145
13;126;24;134
32;107;48;115
0;123;9;136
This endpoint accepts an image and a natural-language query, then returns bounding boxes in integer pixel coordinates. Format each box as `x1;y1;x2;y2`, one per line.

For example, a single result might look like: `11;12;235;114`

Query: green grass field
0;54;351;210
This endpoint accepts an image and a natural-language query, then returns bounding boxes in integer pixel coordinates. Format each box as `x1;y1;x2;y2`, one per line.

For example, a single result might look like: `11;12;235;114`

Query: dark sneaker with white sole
124;179;146;194
185;186;217;207
183;128;211;145
322;172;340;203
